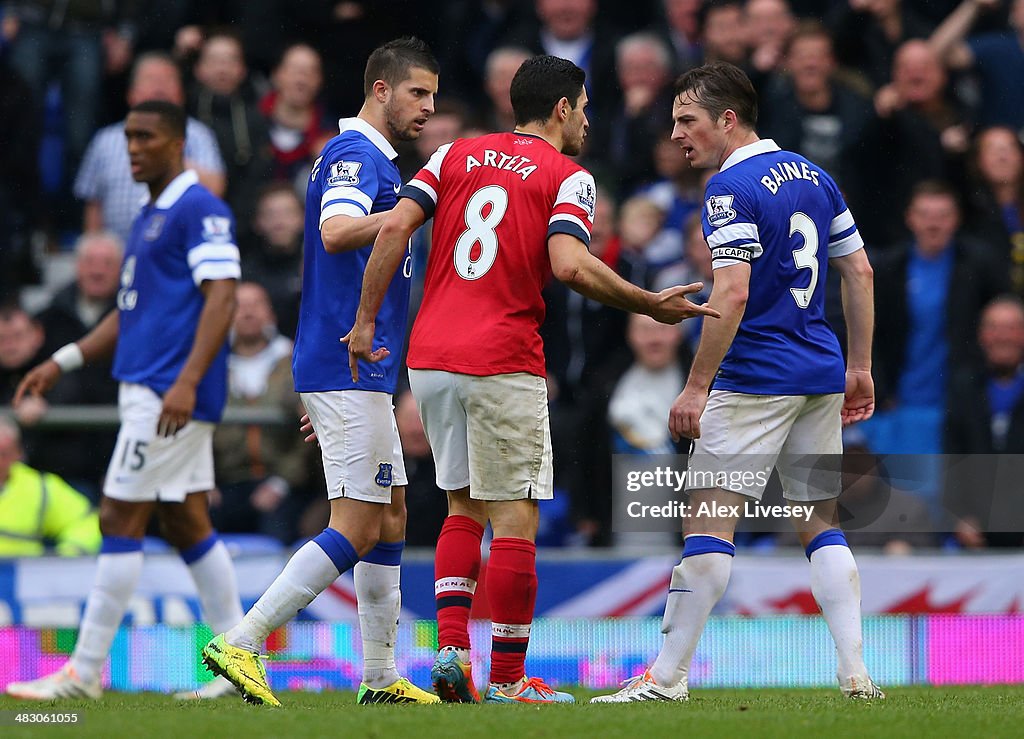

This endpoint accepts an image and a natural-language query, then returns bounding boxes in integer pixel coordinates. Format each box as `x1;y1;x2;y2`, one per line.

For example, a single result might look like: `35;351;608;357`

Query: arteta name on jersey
401;131;597;378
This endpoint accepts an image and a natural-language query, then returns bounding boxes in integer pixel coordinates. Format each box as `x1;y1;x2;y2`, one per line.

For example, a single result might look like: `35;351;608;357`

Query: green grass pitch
2;687;1022;738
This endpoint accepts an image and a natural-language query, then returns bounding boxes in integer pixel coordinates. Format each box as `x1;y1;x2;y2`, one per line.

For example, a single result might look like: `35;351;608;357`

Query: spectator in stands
609;313;691;455
640;129;705;242
543;186;628;407
852;40;968;245
870;181;1007;468
189;30;272;227
759;21;873;190
966;126;1024;289
543;188;630;546
402;99;469;180
0;53;40;305
25;232;121;498
210;282;311;543
653;0;703;73
240;183;303;337
0;307;45;404
37;233;121;356
504;0;620;123
617;194;683;283
480;46;533;134
700;0;750;66
830;0;934;89
746;0;797;76
0;417;100;557
930;0;1024;129
945;295;1024;548
436;1;533;103
259;43;333;186
778;431;937;552
5;0;133;191
589;32;676;195
653;211;713;352
74;52;226;241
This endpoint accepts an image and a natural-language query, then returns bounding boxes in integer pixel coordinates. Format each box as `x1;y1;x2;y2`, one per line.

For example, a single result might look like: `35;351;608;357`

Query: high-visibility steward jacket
0;462;101;557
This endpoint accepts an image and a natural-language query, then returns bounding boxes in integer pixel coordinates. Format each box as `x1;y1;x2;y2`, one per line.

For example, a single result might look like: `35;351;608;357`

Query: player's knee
488;499;539;540
446;488;486;524
381;504;407;542
98;499;148;539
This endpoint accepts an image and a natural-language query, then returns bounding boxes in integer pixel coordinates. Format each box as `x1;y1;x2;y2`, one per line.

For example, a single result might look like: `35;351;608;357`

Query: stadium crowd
1;0;1023;551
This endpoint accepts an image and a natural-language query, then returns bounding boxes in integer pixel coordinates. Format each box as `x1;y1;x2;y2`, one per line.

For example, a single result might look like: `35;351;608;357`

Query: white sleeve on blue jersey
185;206;241;287
184;119;226;174
702;185;763;269
318;147;382;228
827;208;865;257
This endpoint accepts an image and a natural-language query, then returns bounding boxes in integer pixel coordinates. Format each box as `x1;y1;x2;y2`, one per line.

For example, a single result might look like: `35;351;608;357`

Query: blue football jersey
702;140;864;395
292;117;411;393
112;170;241;421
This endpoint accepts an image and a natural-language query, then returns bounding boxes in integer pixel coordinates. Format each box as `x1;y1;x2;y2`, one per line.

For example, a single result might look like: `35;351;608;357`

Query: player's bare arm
159;278;237;437
548;233;720;323
344;197;427;382
830;248;875;426
13;309;121;406
669;262;750;441
321;211;391;254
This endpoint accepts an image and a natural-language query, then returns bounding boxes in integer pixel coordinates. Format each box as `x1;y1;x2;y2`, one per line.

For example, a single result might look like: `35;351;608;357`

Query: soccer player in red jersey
346;55;718;704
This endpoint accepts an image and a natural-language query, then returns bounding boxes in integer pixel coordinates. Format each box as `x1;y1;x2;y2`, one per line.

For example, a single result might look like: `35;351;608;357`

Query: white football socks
186;539;244;635
70;550;144;683
650;549;733;688
226;540;342;653
354;560;402;688
809;544;869;681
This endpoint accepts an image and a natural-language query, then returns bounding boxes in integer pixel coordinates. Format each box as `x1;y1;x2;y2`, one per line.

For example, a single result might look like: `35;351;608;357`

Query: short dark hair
673;62;758;127
785;20;834;58
364;37;438;97
908;179;960;211
510;55;586;126
984;293;1024;319
256;180;302;207
129;100;187;139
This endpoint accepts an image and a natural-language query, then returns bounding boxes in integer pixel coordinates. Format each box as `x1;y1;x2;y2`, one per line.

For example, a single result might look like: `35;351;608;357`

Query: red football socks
486;537;537;685
434;515;484;650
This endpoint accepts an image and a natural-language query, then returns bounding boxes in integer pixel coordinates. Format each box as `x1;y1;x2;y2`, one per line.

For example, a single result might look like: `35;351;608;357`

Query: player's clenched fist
669;385;708;441
649;283;721;324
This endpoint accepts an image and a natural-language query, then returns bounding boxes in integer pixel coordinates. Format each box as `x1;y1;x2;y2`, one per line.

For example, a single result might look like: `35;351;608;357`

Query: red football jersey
403;132;597;377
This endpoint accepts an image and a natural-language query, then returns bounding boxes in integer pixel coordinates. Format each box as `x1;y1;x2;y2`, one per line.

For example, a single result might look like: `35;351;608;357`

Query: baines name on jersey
466;150;538;180
760;161;820;195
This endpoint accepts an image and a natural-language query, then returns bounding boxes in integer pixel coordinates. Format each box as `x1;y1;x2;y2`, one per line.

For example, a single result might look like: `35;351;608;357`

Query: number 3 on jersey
788;212;819;309
454;185;508;280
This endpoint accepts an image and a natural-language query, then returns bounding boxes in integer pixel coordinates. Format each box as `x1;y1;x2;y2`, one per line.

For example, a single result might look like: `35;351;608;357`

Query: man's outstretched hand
649;283;721;324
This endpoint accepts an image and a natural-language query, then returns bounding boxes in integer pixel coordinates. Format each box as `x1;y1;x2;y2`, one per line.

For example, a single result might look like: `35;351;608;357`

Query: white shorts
300;390;407;504
103;383;215;503
686;390;843;502
408;369;553;501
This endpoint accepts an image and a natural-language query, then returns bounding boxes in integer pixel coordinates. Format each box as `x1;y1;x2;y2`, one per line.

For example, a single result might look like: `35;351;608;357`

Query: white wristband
51;343;84;373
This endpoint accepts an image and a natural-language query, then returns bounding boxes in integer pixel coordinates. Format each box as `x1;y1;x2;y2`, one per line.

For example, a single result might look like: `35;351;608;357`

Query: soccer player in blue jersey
593;62;883;703
202;38;440;707
7;101;244;701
